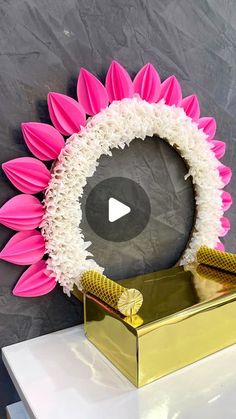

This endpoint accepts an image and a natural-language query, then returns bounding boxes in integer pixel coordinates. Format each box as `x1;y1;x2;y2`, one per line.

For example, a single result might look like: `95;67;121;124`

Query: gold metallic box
82;265;236;387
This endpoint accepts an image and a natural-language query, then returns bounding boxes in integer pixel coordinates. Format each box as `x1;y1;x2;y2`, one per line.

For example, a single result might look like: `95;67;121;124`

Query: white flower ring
0;62;232;296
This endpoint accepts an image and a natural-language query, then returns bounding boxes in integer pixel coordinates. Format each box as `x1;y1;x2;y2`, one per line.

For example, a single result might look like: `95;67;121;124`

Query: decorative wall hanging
0;61;233;296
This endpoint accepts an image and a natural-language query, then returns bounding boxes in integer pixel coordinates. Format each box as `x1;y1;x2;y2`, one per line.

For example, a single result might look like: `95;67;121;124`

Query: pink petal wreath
0;61;232;296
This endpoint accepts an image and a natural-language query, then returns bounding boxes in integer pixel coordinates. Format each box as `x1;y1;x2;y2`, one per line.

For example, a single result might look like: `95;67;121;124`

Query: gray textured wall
0;0;236;413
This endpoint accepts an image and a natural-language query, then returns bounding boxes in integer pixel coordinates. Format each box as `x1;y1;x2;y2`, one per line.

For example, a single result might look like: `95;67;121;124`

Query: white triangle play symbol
108;197;131;223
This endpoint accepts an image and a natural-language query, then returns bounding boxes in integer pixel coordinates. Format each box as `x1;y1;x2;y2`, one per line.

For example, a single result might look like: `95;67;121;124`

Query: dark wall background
0;0;236;415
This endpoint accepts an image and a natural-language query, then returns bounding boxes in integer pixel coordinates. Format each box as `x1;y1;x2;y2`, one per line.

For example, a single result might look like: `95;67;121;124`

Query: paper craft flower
0;60;233;296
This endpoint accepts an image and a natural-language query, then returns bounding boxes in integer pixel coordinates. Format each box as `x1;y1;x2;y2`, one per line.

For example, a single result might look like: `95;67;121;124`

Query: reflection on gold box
81;265;236;387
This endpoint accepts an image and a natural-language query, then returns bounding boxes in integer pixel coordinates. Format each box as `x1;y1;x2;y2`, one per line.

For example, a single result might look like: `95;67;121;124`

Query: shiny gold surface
80;270;143;316
83;265;236;387
196;264;236;291
120;266;198;325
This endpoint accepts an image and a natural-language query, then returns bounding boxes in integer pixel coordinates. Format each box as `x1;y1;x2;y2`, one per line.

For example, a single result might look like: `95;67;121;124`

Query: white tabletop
2;325;236;419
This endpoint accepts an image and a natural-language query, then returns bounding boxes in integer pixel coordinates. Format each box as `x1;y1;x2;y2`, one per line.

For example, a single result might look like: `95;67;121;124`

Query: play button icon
85;177;150;242
108;198;131;222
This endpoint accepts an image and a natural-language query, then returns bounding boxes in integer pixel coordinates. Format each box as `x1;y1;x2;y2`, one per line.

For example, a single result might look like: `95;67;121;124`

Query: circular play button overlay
85;177;151;242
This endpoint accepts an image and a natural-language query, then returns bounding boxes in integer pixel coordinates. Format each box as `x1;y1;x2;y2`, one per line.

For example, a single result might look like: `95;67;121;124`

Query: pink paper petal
47;92;86;136
133;63;161;103
198;117;216;140
218;164;232;186
0;230;45;265
221;191;233;212
0;195;44;231
77;68;109;116
215;241;225;252
13;260;56;297
2;157;50;194
158;75;182;106
219;216;231;237
209;140;226;160
181;94;200;121
21;122;64;161
105;60;133;102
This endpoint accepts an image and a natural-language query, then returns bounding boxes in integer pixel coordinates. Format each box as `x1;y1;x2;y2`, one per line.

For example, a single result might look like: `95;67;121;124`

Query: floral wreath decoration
0;61;233;297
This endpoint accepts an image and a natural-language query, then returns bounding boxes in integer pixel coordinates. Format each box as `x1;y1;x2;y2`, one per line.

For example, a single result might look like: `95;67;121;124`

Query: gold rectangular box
83;265;236;387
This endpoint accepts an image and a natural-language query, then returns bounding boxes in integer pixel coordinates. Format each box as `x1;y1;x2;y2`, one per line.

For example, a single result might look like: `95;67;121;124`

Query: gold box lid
106;265;236;329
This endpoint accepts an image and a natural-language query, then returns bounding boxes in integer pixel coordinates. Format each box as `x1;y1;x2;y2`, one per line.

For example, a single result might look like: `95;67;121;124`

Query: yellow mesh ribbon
80;270;143;316
197;246;236;274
